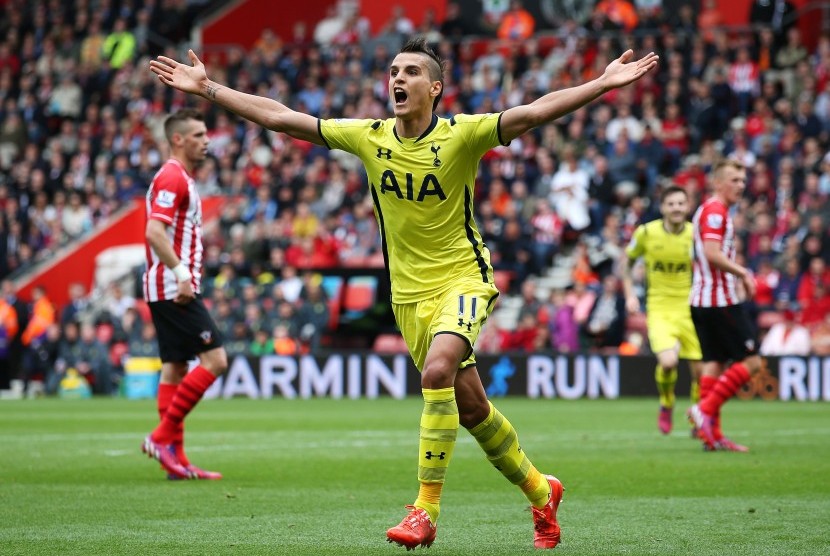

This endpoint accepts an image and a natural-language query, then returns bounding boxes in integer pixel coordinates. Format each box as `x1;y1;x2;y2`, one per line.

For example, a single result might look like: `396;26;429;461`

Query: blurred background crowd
1;0;829;397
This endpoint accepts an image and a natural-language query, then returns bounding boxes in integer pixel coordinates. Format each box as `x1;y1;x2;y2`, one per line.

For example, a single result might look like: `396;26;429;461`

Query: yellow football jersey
320;113;507;303
625;219;693;309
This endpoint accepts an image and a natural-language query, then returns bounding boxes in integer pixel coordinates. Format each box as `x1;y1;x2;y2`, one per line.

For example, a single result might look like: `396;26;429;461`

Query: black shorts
691;304;757;364
148;297;224;363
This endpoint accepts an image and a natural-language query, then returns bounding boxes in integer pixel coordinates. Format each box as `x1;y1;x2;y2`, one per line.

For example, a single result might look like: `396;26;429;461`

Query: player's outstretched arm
619;254;642;314
500;50;658;143
150;50;323;145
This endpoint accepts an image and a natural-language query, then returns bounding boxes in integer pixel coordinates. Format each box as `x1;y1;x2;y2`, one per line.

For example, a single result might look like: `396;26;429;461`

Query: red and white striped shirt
143;159;203;302
691;197;739;307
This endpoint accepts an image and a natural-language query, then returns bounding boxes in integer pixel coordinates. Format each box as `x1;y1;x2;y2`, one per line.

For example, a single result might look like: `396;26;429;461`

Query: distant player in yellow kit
621;185;702;434
150;36;658;550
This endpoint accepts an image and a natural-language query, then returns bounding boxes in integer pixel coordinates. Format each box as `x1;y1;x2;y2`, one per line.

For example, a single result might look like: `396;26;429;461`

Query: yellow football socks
655;365;678;408
469;402;550;509
414;387;458;523
690;375;700;404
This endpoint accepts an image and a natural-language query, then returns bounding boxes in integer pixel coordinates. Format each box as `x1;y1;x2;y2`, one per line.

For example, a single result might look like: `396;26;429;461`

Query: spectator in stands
102;17;136;70
760;309;811;356
516;280;542;323
497;0;536;41
0;292;19;390
797;257;830;306
242;301;270;338
594;0;639;31
800;282;830;327
104;282;136;323
492;217;533;290
582;274;627;350
243;184;278;223
295;276;330;351
76;321;114;394
503;312;546;352
543;288;579;353
749;0;797;49
440;2;475;40
811;312;830;355
21;285;55;352
776;27;809;96
380;4;416;39
275;265;304;304
607;103;644;143
550;145;591;232
223;321;252;358
34;323;63;395
61;191;93;240
753;259;780;311
271;323;302;355
473;317;503;354
529;198;563;273
729;47;760;115
49;73;83;121
60;282;90;326
249;327;273;357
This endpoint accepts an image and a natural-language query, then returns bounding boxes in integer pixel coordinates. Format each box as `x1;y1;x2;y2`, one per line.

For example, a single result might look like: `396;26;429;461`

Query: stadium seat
321;275;344;330
134;299;151;323
343;276;377;313
373;333;408;353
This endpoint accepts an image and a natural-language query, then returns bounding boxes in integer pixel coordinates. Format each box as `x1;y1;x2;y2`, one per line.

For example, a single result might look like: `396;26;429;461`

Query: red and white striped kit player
143;159;203;302
690;197;738;308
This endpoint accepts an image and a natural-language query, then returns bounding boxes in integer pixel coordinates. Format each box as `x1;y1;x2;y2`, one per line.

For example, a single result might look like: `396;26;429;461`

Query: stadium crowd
1;0;830;396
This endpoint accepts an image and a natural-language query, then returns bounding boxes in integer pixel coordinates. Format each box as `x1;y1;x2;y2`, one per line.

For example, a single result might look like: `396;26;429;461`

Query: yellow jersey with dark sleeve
625;219;694;311
319;113;508;304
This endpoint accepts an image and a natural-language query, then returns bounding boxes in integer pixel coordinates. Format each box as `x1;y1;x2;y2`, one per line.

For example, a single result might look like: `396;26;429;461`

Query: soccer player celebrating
150;38;657;549
140;109;228;479
687;159;762;452
621;185;703;435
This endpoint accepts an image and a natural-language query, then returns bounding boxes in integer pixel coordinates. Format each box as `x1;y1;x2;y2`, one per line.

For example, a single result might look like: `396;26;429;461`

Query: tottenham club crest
431;142;441;167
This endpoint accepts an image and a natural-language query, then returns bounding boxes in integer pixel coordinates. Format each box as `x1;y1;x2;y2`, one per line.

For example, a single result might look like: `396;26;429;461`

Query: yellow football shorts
646;305;702;360
392;280;500;372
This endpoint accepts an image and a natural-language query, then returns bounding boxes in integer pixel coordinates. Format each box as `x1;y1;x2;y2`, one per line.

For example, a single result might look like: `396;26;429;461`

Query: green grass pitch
1;397;828;555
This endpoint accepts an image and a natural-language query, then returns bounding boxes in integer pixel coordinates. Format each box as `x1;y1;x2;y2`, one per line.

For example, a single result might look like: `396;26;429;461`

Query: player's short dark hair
660;184;688;203
399;36;445;111
164;108;204;142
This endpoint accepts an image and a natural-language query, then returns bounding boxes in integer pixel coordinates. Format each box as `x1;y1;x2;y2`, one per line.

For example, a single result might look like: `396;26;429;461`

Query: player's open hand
601;50;659;91
150;49;208;96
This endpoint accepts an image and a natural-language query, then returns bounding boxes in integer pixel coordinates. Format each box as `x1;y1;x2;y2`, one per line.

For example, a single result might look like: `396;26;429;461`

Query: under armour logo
430;143;441;167
376;148;392;159
457;318;473;332
424;451;446;460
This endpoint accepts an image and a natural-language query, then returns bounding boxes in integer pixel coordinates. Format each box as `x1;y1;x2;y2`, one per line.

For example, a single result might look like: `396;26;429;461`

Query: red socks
698;375;720;440
152;366;216;446
699;375;716;405
157;382;189;466
699;363;751;416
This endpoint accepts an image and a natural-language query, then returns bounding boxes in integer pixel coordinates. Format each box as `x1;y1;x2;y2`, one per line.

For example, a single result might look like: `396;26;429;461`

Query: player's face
388;53;440;119
179;120;209;165
716;166;746;205
660;191;688;225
